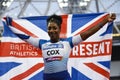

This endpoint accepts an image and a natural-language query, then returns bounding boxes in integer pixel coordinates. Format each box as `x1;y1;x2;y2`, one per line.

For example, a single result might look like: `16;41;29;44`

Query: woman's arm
80;13;116;41
6;17;40;48
15;34;40;48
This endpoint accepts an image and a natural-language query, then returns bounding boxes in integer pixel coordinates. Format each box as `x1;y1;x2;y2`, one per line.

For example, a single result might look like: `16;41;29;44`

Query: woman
6;13;116;80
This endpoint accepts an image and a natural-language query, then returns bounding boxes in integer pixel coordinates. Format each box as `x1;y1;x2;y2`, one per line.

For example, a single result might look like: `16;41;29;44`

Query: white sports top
26;35;82;73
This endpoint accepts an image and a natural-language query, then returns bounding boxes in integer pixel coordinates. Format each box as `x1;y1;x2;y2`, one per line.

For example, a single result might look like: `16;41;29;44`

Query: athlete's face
47;22;60;43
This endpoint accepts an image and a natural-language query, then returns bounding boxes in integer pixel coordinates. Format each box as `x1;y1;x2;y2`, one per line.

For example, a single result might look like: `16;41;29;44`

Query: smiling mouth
49;33;55;36
49;33;56;39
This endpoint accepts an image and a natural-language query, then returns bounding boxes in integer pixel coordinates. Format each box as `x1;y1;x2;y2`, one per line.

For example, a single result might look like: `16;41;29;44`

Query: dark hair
47;14;62;29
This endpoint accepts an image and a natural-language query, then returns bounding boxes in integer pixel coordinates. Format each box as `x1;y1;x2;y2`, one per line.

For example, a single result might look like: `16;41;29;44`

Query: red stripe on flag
11;20;38;37
84;63;110;79
75;14;109;35
10;63;44;80
60;15;68;38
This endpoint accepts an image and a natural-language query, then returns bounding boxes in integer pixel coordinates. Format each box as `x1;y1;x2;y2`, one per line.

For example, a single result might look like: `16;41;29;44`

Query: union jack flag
0;13;113;80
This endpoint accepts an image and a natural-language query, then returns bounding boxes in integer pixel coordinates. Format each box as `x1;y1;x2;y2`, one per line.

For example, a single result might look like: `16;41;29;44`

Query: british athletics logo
0;13;113;80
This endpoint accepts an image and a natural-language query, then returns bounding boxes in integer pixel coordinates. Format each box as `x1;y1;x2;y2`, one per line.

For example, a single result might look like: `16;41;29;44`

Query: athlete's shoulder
39;39;50;48
60;37;72;42
40;39;50;44
60;37;73;48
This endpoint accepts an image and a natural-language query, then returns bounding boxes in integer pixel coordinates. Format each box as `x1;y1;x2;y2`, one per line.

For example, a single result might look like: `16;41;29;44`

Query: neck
50;38;60;43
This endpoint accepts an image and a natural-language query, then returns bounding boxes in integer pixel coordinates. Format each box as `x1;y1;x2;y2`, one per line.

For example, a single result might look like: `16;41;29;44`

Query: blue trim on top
39;39;48;49
61;37;74;48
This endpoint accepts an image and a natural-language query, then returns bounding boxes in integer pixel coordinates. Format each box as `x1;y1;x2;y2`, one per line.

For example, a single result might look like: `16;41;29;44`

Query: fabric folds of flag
0;13;113;80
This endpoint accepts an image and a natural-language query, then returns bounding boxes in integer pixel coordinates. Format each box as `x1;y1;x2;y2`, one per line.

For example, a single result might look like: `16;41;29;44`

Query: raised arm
5;17;40;48
15;34;40;48
80;13;116;40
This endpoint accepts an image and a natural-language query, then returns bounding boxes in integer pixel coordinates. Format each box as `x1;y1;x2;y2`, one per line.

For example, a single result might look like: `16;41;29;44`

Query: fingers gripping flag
0;13;113;80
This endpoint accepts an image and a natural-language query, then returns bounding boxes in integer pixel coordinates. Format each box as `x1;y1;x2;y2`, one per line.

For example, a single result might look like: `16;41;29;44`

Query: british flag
0;13;113;80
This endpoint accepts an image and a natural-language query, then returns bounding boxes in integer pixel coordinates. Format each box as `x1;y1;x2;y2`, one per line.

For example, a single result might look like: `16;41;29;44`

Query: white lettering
98;42;104;54
10;43;38;51
93;44;98;55
80;44;85;56
72;41;111;57
105;41;110;53
86;44;92;55
72;46;79;56
10;51;38;56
